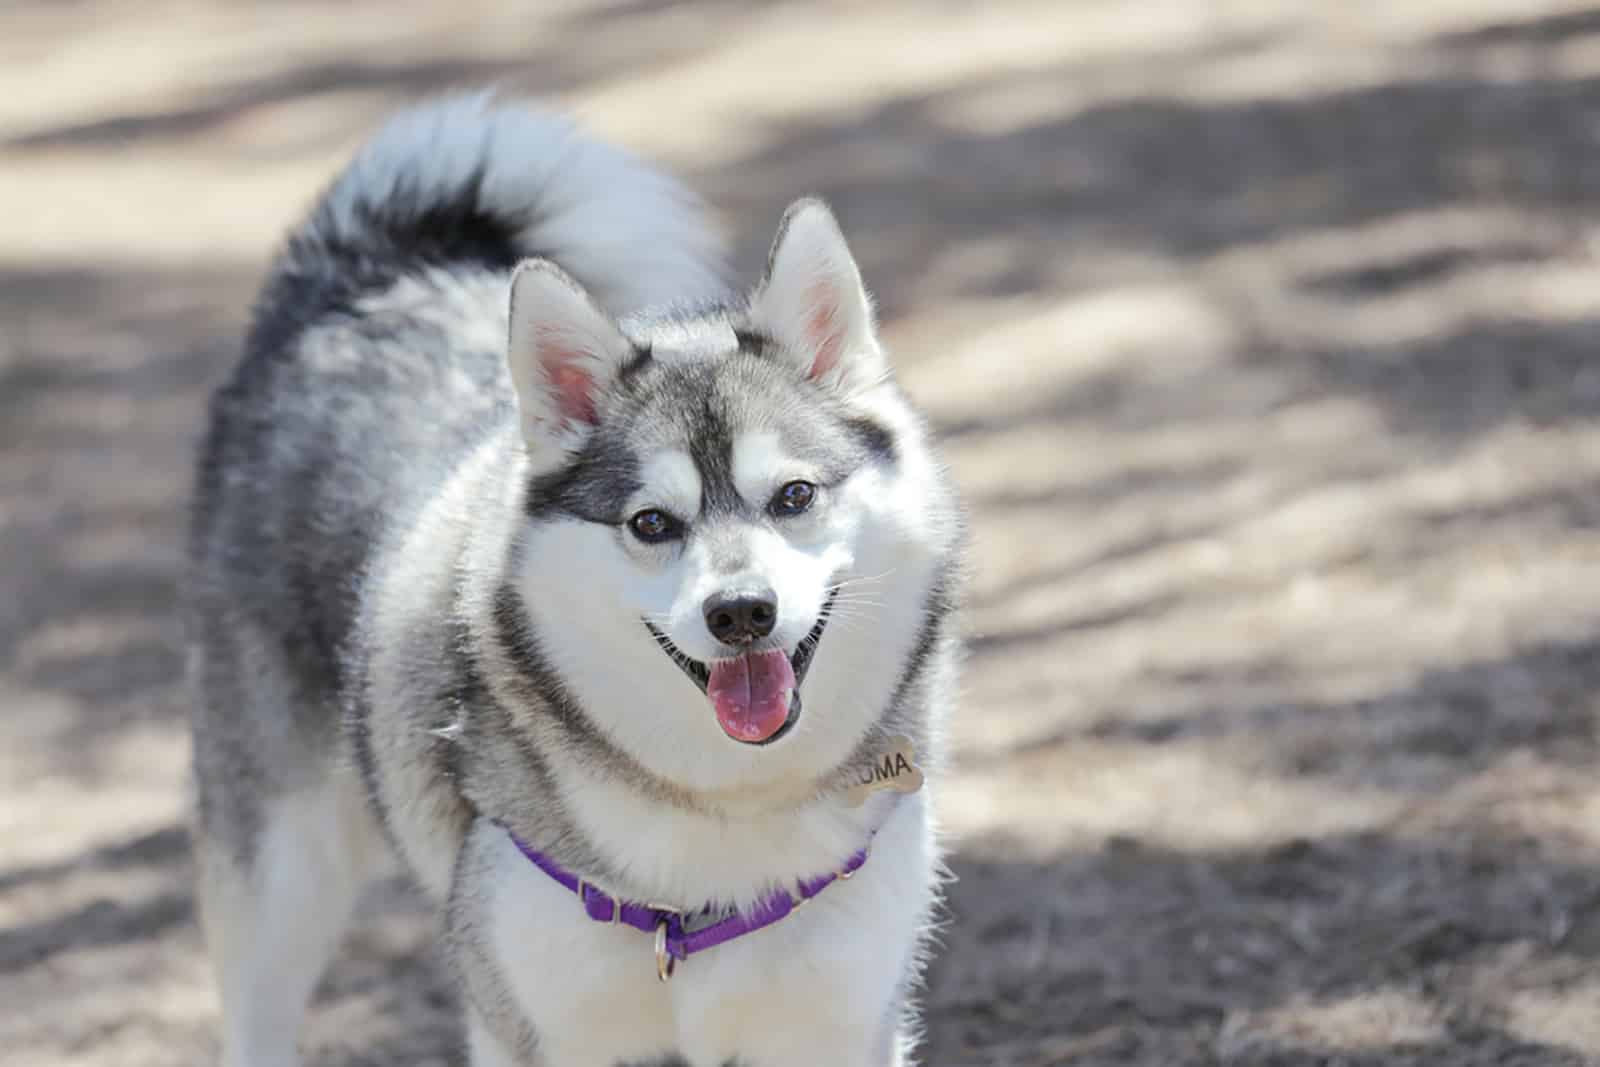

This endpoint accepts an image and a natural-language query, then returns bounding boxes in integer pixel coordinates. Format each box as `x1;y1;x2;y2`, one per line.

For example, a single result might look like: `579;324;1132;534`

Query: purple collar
506;829;870;981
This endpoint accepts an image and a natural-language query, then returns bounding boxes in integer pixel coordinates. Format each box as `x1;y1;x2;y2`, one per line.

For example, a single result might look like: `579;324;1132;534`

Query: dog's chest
463;805;930;1065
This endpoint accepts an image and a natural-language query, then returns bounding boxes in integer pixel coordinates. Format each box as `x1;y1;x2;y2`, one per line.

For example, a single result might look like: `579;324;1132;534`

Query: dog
185;93;965;1067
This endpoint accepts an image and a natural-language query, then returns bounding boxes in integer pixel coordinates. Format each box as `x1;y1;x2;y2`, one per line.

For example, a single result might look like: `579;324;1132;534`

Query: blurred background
7;1;1600;1064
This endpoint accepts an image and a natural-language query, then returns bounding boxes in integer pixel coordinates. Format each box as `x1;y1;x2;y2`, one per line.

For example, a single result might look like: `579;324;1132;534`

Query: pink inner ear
538;326;598;424
804;280;843;380
550;362;596;424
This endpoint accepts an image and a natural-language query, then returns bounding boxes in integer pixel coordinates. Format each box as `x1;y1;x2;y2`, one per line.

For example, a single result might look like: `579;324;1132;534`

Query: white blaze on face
728;429;849;641
730;430;790;497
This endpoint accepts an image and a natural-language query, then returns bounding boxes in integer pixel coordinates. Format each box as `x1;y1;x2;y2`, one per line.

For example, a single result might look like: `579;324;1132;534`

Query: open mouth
644;592;833;747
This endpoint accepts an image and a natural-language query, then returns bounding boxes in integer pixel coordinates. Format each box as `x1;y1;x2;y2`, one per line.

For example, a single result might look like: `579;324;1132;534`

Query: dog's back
188;95;725;806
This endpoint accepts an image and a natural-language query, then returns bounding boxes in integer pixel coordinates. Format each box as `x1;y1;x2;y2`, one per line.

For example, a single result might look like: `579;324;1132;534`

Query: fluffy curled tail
282;92;727;317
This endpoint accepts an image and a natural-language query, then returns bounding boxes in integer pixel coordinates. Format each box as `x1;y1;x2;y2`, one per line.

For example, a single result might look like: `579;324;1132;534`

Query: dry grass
6;1;1600;1064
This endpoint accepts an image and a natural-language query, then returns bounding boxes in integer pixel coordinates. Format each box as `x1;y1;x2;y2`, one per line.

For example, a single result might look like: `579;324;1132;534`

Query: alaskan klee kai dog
187;95;965;1067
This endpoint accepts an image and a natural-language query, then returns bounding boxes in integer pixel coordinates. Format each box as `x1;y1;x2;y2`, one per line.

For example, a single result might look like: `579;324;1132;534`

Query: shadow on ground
7;816;1600;1066
933;827;1600;1066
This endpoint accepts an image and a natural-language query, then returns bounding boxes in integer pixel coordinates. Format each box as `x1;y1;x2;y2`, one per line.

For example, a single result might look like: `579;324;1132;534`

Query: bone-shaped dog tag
844;735;924;807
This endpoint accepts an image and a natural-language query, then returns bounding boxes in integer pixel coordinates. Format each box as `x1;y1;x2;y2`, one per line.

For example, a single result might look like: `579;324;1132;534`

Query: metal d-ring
654;919;676;982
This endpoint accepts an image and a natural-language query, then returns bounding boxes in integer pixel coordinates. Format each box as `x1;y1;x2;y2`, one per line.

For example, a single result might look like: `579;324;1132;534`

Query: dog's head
505;200;959;793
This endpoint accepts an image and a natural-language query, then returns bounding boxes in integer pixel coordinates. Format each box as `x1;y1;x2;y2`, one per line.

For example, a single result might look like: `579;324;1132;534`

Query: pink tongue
707;649;796;743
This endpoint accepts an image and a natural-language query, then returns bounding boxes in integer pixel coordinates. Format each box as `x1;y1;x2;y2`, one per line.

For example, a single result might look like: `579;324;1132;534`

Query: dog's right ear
507;260;636;457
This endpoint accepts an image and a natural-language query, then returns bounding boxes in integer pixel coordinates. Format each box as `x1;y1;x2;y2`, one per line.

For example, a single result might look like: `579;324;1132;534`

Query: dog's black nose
703;589;778;646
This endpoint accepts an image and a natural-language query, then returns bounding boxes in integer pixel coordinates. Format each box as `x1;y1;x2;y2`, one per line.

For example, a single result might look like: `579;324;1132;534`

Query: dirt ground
7;1;1600;1064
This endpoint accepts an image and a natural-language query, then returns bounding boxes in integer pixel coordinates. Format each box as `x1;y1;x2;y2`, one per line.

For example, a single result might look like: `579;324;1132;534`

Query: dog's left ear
748;199;887;395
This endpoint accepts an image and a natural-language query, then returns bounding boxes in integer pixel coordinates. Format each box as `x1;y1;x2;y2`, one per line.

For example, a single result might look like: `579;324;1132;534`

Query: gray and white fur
186;93;965;1067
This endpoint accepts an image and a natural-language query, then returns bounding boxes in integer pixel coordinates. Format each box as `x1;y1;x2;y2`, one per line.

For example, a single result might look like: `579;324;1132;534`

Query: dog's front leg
444;826;544;1067
447;818;684;1066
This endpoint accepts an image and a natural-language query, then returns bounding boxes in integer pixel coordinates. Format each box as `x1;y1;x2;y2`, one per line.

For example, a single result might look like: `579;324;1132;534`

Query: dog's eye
628;509;682;543
770;480;816;517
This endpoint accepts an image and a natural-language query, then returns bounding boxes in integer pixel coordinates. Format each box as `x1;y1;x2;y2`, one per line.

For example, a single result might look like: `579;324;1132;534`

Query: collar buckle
576;878;620;923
